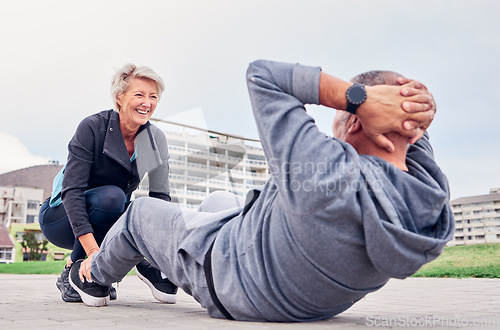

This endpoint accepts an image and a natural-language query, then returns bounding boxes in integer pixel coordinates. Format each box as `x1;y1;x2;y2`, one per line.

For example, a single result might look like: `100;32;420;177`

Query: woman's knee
85;185;126;213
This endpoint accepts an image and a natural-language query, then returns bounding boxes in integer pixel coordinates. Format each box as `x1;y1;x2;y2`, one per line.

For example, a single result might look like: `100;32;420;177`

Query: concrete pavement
0;274;499;329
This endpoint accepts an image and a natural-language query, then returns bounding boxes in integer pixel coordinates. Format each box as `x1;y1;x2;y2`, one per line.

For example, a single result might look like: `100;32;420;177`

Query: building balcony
171;189;206;201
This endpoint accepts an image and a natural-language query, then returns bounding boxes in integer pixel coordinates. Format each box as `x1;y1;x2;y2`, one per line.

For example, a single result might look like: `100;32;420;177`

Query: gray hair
350;70;402;86
110;64;165;111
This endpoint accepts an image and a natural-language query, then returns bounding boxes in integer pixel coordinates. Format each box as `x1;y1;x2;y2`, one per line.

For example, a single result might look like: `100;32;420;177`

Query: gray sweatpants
90;191;245;318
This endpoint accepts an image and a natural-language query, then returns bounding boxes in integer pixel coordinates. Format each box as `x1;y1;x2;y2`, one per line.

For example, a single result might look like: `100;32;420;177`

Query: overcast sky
0;0;498;201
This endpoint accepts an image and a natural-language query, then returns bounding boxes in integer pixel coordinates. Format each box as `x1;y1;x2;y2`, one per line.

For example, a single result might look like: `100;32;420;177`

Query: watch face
348;84;367;105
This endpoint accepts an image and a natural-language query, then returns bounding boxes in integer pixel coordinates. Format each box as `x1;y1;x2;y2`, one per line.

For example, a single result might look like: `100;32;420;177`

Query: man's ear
347;116;362;133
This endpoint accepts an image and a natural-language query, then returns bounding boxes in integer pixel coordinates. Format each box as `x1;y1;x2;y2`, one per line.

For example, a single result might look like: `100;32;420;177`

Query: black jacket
62;109;170;238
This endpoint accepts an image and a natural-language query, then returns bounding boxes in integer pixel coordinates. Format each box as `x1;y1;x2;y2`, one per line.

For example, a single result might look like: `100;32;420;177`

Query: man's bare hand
398;77;436;144
355;78;435;151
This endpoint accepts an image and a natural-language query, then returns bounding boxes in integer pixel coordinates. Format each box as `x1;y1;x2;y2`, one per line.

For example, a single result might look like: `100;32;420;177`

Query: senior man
69;60;454;322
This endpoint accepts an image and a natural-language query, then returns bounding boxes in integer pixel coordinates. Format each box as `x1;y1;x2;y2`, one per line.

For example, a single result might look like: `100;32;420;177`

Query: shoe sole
68;275;110;307
134;266;177;304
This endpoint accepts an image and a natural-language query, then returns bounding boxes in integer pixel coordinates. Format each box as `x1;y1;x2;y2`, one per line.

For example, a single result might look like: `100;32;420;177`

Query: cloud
0;132;50;174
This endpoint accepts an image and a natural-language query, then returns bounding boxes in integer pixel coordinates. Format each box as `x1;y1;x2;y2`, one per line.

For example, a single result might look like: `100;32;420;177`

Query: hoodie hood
359;152;455;279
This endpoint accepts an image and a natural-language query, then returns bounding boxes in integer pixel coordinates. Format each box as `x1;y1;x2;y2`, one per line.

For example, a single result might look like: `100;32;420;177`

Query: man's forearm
318;72;351;110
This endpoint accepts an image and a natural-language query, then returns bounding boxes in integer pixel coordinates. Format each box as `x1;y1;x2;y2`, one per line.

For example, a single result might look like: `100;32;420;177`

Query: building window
27;200;40;209
0;248;12;261
15;231;25;241
26;215;36;224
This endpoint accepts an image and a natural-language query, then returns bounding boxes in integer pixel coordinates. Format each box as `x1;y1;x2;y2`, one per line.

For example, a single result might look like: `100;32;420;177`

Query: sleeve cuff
292;63;321;105
74;224;94;240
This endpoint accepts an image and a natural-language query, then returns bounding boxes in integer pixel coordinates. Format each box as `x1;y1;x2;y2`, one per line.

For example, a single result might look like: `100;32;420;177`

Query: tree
20;231;48;261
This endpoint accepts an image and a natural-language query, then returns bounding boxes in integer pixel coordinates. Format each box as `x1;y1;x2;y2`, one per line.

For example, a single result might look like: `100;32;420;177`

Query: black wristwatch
346;83;367;114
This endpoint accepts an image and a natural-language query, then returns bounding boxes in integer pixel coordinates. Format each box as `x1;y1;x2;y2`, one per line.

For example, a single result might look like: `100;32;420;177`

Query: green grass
413;243;500;278
0;260;67;274
0;259;136;276
1;243;499;278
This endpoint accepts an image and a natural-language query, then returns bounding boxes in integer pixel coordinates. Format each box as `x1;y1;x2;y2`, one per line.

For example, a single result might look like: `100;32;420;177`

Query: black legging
39;185;127;262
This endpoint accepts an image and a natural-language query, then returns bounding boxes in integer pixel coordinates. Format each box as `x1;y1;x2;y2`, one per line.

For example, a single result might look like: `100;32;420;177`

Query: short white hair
110;64;165;111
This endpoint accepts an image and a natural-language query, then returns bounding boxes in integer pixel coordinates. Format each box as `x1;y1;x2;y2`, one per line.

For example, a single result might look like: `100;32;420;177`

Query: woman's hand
78;252;96;283
76;232;100;282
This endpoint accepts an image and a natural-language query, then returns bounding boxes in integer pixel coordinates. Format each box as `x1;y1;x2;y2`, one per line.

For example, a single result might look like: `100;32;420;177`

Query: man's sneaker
56;265;82;302
110;286;117;300
134;260;177;304
68;259;110;307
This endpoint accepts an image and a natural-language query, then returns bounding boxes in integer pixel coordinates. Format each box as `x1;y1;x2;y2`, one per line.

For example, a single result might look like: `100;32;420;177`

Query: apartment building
0;165;65;262
449;188;500;245
0;186;44;228
0;122;270;262
135;119;270;209
0;186;45;262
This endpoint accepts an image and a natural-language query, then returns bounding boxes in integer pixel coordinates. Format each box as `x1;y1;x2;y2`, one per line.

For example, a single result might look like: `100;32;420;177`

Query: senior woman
39;64;177;304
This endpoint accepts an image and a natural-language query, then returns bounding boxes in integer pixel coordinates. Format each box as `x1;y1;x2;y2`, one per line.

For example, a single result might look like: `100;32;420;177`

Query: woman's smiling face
117;77;159;129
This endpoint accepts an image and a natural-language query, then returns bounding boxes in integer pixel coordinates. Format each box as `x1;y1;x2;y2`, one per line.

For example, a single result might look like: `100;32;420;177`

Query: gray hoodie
189;60;454;322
